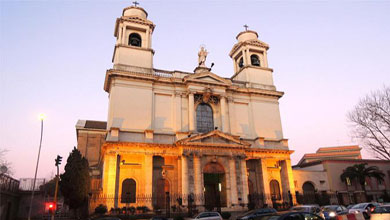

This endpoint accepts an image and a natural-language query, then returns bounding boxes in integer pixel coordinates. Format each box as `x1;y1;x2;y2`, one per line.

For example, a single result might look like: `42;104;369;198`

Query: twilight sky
1;0;389;179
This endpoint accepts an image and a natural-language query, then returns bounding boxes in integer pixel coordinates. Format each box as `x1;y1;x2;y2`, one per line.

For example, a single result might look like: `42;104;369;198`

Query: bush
221;212;231;220
95;204;107;214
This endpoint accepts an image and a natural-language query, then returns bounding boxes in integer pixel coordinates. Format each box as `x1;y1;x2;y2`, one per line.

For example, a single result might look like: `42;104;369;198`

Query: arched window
238;57;244;68
121;178;136;203
250;54;260;66
196;103;214;133
128;33;141;47
270;180;281;200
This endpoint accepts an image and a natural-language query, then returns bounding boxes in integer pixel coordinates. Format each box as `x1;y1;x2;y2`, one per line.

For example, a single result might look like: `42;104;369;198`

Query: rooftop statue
198;46;208;67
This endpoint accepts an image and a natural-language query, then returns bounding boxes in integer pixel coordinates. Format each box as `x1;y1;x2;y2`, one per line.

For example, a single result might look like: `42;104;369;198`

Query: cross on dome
243;24;249;31
132;1;139;7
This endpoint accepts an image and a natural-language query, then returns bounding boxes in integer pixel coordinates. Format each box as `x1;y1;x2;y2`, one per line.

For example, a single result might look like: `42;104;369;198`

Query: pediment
183;72;232;86
176;130;250;148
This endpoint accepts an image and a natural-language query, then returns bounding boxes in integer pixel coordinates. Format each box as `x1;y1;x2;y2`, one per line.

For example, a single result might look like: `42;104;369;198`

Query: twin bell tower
112;3;275;88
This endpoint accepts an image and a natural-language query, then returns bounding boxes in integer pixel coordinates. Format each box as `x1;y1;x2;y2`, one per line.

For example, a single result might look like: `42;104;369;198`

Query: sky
1;0;389;179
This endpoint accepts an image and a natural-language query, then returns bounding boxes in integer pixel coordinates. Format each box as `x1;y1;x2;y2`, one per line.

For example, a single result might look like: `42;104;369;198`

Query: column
144;154;153;209
259;158;272;206
193;154;203;206
229;157;239;206
181;155;189;206
240;158;249;205
221;96;228;132
114;154;121;208
188;92;195;131
280;159;297;205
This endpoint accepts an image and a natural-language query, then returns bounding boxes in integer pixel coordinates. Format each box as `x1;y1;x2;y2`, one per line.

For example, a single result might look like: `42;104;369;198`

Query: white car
194;212;223;220
371;204;390;220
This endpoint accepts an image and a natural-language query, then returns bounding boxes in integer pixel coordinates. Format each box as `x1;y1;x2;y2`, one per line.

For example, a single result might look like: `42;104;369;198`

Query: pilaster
260;158;272;206
144;154;153;209
181;154;189;205
188;92;195;132
221;96;228;132
240;158;249;205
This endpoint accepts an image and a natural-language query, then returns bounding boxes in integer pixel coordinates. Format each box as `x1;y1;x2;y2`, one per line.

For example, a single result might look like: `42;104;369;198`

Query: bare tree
0;148;12;174
348;86;390;160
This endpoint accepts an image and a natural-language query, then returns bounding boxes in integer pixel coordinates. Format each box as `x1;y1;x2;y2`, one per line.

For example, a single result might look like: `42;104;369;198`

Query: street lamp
27;113;46;220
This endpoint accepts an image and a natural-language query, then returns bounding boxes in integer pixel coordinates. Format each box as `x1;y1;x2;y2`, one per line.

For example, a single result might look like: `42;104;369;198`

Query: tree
0;148;12;175
40;177;61;197
59;147;90;216
348;86;390;160
340;163;385;199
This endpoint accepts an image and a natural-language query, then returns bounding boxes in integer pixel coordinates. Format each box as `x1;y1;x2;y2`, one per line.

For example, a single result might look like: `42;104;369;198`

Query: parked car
321;205;348;220
290;205;321;215
243;212;324;220
371;204;390;220
194;212;223;220
237;208;277;220
151;217;168;220
346;204;355;209
348;202;380;219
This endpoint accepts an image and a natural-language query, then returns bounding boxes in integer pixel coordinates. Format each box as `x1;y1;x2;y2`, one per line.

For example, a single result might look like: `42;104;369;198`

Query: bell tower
229;28;274;87
112;3;155;70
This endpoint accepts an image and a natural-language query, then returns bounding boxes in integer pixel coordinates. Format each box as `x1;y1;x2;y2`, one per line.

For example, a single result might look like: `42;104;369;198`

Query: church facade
77;4;296;212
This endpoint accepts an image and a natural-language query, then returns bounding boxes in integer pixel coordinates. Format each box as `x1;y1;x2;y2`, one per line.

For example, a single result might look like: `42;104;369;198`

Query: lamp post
27;113;46;220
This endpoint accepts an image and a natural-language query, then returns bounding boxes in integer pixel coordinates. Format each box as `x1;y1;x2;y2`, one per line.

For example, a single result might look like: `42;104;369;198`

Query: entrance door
156;179;170;210
203;162;226;211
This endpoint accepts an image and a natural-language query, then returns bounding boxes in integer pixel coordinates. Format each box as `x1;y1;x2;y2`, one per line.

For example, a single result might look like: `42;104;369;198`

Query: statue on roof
198;46;208;67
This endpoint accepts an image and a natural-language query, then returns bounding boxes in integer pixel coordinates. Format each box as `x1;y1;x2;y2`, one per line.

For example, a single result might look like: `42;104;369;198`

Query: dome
236;30;259;42
122;6;148;19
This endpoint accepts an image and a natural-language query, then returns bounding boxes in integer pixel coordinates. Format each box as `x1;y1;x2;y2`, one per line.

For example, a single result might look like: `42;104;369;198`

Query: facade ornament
198;46;208;67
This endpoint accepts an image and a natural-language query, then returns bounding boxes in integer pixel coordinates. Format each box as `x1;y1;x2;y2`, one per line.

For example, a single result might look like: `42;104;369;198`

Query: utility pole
51;155;62;220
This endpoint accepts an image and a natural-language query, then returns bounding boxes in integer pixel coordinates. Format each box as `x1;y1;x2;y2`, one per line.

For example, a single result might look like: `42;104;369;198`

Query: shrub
95;204;107;214
221;212;231;219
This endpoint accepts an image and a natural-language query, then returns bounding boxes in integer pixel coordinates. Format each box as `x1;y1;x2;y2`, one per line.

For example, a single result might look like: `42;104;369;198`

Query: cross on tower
132;1;139;7
243;24;249;31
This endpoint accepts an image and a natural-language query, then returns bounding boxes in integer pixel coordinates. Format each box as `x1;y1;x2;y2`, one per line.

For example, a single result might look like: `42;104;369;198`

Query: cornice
229;40;270;57
104;68;284;98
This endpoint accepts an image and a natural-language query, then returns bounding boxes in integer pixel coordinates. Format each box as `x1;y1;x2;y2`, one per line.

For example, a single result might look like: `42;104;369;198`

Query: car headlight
329;212;336;217
355;210;359;214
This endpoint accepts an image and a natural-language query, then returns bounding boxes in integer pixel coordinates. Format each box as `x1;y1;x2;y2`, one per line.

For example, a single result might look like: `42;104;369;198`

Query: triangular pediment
183;72;232;86
176;130;250;148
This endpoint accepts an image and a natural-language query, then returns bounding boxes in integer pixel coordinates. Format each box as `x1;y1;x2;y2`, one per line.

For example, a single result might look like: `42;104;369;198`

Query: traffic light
55;155;62;166
45;202;56;214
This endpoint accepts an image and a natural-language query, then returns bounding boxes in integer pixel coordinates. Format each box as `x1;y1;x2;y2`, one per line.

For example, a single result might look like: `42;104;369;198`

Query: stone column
188;92;195;131
280;159;297;204
240;158;249;205
193;154;203;206
229;157;239;206
259;158;272;206
181;155;189;205
144;154;153;209
221;96;228;132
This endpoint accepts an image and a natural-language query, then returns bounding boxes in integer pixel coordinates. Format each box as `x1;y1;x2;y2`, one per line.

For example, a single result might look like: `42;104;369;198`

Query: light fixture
38;113;46;121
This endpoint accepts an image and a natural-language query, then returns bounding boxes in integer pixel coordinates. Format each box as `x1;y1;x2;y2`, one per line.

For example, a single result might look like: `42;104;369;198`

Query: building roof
293;158;390;169
296;145;362;166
